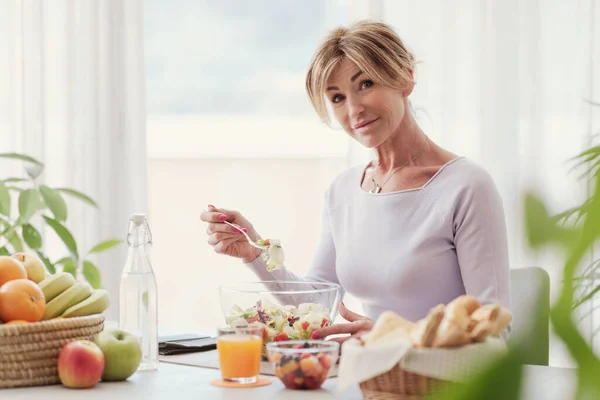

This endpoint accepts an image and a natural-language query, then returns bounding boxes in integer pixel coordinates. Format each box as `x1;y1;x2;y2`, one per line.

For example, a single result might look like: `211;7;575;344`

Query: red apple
57;340;105;388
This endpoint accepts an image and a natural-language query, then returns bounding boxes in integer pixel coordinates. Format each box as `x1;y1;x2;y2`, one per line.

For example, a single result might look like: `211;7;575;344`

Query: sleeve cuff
243;251;289;281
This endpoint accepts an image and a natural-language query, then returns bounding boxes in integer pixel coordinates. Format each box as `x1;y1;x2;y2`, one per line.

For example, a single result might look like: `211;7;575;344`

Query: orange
4;320;29;325
0;279;46;323
0;256;28;288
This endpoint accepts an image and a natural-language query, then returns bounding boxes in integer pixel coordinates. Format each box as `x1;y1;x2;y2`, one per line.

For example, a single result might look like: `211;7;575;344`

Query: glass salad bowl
218;281;341;353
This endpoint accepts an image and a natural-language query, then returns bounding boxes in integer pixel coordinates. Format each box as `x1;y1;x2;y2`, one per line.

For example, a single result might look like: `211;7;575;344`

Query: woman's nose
347;96;365;120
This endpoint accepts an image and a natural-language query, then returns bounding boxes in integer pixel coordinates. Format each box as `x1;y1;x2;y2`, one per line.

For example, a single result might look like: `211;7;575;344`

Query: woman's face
326;58;409;148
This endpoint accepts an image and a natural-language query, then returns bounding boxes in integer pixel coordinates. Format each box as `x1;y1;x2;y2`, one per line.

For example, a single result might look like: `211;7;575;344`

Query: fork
203;208;268;250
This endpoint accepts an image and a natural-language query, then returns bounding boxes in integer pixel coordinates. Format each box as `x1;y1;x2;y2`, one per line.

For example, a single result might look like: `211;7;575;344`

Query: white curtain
0;0;148;322
346;0;599;367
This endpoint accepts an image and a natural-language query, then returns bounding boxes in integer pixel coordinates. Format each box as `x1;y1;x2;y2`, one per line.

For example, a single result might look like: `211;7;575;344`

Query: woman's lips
354;118;379;131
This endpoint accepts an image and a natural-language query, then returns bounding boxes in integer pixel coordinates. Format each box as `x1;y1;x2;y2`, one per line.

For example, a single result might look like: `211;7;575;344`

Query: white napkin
336;335;508;392
336;333;413;392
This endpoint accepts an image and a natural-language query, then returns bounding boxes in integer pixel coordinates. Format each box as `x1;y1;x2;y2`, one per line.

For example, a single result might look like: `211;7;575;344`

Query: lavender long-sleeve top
246;157;511;333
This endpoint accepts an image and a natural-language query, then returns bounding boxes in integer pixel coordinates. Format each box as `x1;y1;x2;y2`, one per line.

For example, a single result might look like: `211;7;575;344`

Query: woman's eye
331;94;344;103
361;80;374;90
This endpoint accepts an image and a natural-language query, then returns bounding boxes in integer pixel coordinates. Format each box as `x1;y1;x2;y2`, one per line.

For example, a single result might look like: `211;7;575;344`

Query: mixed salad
225;299;331;342
257;239;285;271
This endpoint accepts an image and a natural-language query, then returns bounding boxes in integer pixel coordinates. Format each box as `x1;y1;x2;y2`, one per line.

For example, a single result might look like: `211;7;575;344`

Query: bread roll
437;295;480;335
361;310;416;345
468;304;501;332
491;309;513;336
471;304;501;322
410;304;445;347
432;318;472;347
470;319;494;342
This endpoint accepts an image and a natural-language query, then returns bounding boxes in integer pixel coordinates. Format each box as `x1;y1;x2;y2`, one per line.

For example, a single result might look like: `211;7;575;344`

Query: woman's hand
311;302;373;349
200;204;262;263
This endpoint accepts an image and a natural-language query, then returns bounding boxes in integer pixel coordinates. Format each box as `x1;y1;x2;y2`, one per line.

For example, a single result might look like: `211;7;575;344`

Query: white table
1;357;578;399
0;323;579;399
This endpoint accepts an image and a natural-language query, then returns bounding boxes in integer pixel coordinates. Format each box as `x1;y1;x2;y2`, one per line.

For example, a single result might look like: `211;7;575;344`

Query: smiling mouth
354;118;379;130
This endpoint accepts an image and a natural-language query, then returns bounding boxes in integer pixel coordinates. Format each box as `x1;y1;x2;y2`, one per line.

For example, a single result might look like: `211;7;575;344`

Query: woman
201;21;511;345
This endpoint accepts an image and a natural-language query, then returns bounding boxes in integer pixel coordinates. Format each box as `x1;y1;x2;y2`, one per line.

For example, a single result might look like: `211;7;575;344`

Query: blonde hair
305;20;417;126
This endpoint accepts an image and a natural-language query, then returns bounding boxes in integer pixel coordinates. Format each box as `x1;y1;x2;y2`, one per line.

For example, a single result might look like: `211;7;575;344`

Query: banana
43;281;93;320
61;289;110;318
38;272;76;302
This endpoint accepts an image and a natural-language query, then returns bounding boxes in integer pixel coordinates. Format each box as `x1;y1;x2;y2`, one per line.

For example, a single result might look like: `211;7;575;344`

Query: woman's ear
403;80;415;97
403;70;416;96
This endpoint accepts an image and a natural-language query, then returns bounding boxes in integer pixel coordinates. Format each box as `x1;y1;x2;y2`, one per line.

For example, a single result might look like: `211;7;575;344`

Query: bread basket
359;363;447;400
0;314;105;388
338;296;512;399
350;338;507;400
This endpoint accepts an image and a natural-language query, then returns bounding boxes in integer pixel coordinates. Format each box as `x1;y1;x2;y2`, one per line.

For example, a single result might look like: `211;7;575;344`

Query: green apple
93;329;142;381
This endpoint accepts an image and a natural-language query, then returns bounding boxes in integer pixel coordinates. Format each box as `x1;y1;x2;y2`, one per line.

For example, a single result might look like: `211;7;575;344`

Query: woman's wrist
242;248;263;264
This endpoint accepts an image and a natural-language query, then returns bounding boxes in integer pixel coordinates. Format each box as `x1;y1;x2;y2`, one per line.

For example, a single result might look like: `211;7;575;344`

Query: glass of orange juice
217;323;265;384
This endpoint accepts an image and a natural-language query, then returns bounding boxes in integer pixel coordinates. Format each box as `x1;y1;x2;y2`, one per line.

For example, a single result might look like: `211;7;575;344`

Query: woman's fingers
201;209;229;223
213;237;240;254
312;321;368;338
206;222;247;235
338;302;367;322
207;232;239;246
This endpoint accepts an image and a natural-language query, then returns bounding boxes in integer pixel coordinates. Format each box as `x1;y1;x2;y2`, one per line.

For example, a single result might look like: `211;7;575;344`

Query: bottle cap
132;213;146;226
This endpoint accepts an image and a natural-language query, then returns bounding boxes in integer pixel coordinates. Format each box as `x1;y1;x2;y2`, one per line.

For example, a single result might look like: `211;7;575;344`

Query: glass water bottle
119;213;159;371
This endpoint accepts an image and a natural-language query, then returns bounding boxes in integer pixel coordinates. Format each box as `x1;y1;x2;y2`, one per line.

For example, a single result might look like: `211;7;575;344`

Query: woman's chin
354;134;386;149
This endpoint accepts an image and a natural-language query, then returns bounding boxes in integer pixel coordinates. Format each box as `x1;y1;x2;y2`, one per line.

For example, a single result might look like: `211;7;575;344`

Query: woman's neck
373;115;429;174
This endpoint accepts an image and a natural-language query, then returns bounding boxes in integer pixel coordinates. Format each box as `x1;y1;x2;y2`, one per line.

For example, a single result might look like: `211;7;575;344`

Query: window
144;1;358;332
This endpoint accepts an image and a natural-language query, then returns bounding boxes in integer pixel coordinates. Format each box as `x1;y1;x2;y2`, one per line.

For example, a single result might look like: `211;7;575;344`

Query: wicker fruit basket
0;314;105;389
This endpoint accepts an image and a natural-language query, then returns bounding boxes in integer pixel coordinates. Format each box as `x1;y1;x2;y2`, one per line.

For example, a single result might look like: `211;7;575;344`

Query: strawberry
273;333;289;342
262;327;268;341
301;321;310;331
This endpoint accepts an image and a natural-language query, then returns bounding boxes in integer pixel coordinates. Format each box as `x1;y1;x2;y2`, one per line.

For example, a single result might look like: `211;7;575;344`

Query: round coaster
210;377;272;388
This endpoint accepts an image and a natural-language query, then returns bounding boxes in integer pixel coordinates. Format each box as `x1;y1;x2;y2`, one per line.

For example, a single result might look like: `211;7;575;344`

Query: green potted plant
0;153;121;289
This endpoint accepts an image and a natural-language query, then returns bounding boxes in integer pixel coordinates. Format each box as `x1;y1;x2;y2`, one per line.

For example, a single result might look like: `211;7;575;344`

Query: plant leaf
54;256;75;266
0;153;43;166
88;239;121;254
54;256;78;277
35;249;55;274
7;230;23;253
0;247;9;256
22;223;42;249
39;185;67;221
524;192;554;248
55;188;98;208
43;216;79;261
2;178;28;184
18;189;42;223
432;348;523;400
573;284;600;310
62;262;77;277
0;181;9;216
83;261;101;289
